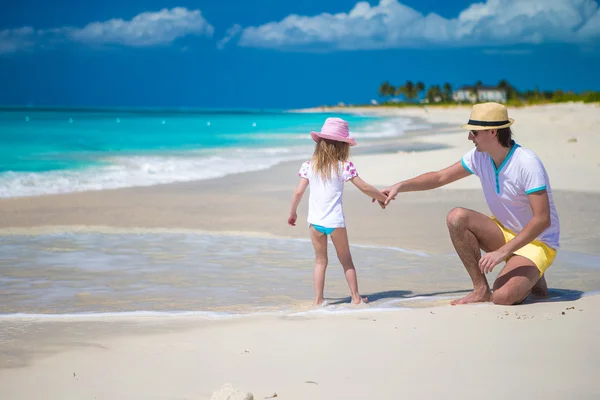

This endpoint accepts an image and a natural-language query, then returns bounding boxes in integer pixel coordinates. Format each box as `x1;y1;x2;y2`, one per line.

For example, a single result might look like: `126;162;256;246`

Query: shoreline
0;289;598;321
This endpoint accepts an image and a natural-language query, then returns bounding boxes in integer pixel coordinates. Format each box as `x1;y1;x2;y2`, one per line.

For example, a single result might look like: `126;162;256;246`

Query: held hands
288;212;297;226
371;185;400;209
479;249;508;274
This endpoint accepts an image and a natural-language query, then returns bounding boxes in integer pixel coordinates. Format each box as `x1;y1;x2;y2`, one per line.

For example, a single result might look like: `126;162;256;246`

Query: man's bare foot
450;289;492;305
352;296;368;305
531;275;549;297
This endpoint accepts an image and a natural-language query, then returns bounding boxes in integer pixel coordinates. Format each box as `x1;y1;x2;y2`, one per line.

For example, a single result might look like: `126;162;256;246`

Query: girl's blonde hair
311;138;350;180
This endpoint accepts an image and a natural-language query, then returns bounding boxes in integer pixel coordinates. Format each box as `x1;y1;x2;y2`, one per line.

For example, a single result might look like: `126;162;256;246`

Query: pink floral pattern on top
342;161;358;182
298;160;358;181
298;161;311;179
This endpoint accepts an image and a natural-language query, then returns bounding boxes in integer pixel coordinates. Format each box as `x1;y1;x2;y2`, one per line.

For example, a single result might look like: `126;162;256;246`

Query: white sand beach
1;103;599;399
1;295;599;400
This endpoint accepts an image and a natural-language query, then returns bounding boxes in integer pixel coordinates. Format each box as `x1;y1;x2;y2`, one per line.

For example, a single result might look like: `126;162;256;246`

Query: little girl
288;117;387;306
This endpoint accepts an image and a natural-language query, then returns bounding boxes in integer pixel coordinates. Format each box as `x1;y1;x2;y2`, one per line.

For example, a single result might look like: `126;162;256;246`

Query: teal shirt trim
490;142;520;194
526;185;547;194
461;158;474;175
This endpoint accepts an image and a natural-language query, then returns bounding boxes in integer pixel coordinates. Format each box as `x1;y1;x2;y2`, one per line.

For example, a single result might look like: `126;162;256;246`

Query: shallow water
1;231;598;317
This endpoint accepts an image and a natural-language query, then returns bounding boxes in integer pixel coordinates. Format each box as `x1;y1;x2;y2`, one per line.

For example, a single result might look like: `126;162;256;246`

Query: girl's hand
288;213;297;226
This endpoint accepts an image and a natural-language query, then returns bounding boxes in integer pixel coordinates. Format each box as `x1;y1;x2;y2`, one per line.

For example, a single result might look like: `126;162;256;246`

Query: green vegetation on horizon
376;79;600;106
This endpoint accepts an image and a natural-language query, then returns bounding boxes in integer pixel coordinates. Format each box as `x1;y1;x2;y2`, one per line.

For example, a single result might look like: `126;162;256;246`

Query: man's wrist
497;245;511;258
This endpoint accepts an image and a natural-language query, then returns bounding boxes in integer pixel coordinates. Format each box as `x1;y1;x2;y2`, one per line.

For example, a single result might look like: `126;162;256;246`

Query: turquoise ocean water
0;109;423;198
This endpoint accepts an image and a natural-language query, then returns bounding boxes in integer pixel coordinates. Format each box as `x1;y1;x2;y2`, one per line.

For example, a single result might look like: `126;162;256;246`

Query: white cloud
482;49;533;55
0;27;36;54
0;8;213;55
217;24;242;50
69;7;214;46
237;0;600;50
578;5;600;36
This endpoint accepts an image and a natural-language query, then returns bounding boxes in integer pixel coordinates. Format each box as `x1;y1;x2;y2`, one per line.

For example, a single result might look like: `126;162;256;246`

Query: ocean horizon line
0;105;322;115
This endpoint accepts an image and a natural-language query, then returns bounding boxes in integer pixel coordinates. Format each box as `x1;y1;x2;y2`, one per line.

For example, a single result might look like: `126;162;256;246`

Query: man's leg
492;255;541;305
531;275;548;297
446;207;506;305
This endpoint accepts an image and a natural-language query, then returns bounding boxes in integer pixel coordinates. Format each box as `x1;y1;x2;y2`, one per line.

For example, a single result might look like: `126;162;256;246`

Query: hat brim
461;118;514;131
311;131;357;146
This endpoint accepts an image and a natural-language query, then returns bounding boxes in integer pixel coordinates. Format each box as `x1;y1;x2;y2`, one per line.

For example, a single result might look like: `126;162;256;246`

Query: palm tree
443;82;453;102
388;83;396;98
497;79;519;101
378;81;396;101
396;80;416;102
472;80;483;102
378;81;390;98
416;81;425;102
497;79;510;90
426;84;442;103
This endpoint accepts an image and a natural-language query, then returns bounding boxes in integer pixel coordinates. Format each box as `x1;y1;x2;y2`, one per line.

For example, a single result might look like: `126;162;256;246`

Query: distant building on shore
453;85;507;103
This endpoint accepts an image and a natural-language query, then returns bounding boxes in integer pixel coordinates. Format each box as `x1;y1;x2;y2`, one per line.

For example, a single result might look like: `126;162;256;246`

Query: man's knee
446;207;470;229
492;289;520;306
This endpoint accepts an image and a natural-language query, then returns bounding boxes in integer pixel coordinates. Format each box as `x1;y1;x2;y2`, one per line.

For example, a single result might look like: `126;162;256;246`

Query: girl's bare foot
313;299;328;307
352;296;368;305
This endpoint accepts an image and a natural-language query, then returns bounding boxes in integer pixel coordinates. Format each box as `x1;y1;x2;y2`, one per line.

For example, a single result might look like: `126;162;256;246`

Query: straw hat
311;117;356;146
461;102;514;130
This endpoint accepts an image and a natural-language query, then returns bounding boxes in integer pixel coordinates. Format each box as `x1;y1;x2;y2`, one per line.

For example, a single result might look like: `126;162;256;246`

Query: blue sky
1;0;599;108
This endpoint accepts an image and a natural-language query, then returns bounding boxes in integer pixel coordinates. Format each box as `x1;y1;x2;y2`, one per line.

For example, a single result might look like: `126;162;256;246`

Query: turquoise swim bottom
311;224;336;235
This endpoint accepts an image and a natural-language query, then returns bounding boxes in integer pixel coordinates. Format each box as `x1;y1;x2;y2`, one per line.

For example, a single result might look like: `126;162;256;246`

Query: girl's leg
309;226;329;306
330;228;367;304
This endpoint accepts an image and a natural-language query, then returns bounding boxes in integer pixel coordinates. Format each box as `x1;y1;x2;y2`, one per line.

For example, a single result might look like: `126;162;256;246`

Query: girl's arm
350;176;387;204
288;178;309;226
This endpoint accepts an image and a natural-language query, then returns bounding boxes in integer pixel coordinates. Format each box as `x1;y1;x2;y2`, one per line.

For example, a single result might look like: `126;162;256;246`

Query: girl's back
298;159;358;228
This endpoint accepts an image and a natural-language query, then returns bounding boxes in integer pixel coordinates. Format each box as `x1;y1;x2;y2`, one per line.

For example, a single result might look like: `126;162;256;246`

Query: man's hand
479;249;508;274
288;213;297;226
372;186;398;208
382;184;400;206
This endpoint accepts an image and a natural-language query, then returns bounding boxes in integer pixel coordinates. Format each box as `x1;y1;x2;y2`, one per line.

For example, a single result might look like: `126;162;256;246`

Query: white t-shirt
298;160;358;228
461;143;560;249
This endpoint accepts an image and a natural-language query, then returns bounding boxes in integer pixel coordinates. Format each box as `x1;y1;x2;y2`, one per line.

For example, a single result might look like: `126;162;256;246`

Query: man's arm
382;161;471;205
497;190;551;255
479;190;551;273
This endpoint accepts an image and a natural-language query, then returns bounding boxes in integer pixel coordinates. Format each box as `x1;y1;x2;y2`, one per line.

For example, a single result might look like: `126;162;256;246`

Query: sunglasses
470;130;488;136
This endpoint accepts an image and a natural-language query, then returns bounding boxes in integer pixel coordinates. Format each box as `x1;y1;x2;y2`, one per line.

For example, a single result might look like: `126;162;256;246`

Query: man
379;102;560;305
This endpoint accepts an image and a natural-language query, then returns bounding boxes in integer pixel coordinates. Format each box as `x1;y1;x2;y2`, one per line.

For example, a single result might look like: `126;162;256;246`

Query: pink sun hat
310;117;357;146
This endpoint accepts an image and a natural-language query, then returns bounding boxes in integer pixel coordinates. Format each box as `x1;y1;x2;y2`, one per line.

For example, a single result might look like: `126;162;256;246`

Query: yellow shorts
491;217;556;276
